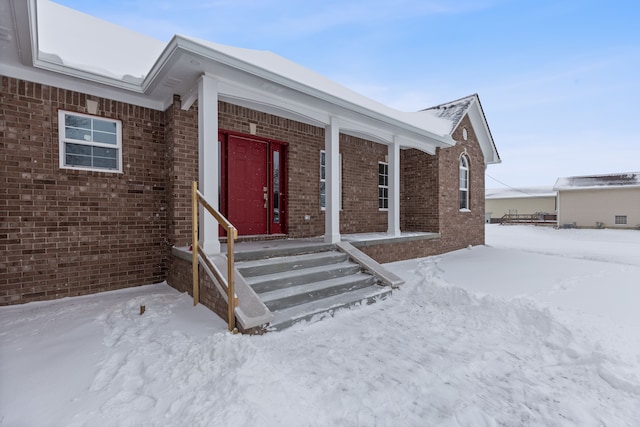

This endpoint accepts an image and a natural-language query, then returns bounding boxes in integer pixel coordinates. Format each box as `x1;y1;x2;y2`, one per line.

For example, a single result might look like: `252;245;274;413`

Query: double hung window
378;162;389;210
320;150;342;210
59;110;122;172
459;155;470;210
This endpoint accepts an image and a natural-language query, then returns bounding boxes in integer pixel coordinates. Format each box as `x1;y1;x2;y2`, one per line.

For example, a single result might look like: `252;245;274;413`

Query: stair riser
234;244;336;262
250;265;361;293
238;253;348;277
265;277;375;311
268;290;391;331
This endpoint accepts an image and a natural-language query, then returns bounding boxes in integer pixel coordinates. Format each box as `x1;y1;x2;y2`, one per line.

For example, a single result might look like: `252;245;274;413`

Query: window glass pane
460;190;468;209
93;157;117;169
66;143;92;155
93;146;117;159
273;151;280;223
93;119;116;133
66;127;92;141
93;131;117;145
65;115;91;130
66;154;92;167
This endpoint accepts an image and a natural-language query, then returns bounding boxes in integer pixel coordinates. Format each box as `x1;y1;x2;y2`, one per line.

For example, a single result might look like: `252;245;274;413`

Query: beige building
485;187;556;222
554;172;640;229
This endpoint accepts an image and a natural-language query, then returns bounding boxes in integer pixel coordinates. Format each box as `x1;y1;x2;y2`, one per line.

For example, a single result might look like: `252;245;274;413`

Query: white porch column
324;116;341;243
198;73;220;254
387;136;401;236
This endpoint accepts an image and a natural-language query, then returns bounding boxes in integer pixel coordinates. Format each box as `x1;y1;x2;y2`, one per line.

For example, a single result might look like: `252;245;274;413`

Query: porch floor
221;231;439;256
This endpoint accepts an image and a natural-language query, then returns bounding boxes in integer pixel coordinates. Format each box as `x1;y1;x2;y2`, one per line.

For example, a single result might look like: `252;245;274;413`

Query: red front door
222;133;286;236
227;135;269;235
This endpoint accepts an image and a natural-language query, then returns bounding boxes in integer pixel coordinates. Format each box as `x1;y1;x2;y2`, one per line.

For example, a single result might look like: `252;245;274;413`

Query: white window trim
459;155;470;211
320;150;342;211
58;110;123;173
378;161;389;211
615;215;628;225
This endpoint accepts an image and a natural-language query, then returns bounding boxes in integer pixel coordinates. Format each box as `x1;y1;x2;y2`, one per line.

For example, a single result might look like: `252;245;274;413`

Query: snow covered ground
2;225;640;426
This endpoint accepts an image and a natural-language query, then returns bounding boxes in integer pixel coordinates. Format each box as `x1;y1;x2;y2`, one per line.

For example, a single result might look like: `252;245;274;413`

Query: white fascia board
555;185;640;192
0;62;166;110
31;57;146;92
467;100;501;165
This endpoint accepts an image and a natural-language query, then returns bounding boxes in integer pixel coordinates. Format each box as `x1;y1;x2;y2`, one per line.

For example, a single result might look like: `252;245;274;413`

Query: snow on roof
420;94;476;134
30;1;453;138
36;0;167;81
177;35;453;136
554;172;640;191
485;186;556;200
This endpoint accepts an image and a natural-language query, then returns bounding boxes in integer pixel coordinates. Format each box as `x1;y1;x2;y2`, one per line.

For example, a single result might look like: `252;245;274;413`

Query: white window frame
58;110;123;173
378;161;389;210
320;150;342;210
615;215;628;225
459;155;470;211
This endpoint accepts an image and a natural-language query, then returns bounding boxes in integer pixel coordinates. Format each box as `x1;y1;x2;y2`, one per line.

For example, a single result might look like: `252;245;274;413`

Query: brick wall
400;148;439;232
340;134;388;234
436;115;486;251
1;77;167;304
165;96;198;248
361;115;486;263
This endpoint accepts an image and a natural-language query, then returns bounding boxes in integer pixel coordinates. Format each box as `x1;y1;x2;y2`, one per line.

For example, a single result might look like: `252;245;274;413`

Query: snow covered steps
235;246;393;331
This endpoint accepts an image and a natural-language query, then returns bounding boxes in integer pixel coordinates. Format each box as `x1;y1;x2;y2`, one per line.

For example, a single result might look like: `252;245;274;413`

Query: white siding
557;188;640;228
486;197;556;219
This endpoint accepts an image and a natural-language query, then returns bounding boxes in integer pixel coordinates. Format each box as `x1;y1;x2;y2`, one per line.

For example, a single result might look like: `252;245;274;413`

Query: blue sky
57;0;640;188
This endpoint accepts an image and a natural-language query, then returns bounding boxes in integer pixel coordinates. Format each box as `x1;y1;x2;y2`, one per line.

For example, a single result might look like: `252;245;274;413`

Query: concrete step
236;251;348;277
245;261;362;294
268;285;392;331
233;243;335;262
260;273;376;311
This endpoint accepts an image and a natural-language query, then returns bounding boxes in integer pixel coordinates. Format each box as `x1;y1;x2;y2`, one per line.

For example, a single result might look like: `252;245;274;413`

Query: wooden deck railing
500;213;557;224
192;181;238;331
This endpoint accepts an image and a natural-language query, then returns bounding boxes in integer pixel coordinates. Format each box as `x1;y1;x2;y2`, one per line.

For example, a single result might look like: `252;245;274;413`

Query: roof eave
145;36;455;148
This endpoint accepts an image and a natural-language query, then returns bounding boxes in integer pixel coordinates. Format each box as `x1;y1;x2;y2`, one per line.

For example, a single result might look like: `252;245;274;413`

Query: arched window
459;155;469;210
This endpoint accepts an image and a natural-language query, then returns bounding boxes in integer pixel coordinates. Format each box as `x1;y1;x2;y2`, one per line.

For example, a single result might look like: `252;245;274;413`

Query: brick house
1;1;500;323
